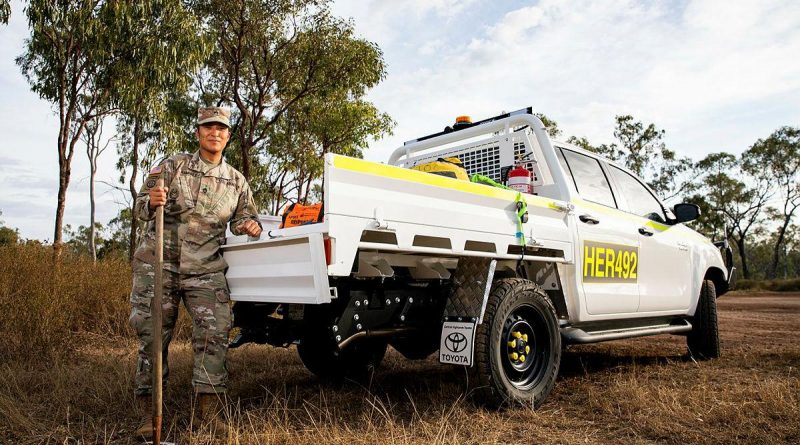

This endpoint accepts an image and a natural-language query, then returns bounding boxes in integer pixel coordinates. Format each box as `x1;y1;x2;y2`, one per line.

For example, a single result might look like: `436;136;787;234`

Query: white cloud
3;0;800;239
351;0;800;162
332;0;478;46
418;38;444;56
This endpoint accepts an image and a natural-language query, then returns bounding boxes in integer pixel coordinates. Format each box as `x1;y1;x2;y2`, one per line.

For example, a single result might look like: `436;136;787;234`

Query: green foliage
743;126;800;278
64;209;131;259
0;227;18;246
0;210;19;246
110;0;209;162
1;0;10;24
198;0;392;211
570;116;692;201
534;113;562;138
17;1;108;109
689;151;773;279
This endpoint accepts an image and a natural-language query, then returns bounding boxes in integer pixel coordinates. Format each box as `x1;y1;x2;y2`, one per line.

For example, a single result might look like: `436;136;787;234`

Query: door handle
638;227;654;236
579;214;599;225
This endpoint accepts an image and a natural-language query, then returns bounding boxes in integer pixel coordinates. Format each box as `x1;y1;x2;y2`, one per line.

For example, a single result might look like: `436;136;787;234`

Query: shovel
152;178;165;445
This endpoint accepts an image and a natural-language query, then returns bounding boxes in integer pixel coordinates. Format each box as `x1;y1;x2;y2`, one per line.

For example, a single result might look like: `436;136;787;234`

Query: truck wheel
298;337;388;382
687;279;720;359
471;278;561;408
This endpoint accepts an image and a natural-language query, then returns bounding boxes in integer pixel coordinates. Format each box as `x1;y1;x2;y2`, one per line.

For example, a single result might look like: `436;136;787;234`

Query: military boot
133;395;154;441
196;393;229;437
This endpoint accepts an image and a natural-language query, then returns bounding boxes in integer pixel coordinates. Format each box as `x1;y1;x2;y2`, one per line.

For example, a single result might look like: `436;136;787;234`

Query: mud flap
439;258;496;366
440;321;477;365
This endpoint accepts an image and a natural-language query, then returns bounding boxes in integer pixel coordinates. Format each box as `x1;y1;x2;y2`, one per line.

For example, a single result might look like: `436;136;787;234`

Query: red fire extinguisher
508;163;533;194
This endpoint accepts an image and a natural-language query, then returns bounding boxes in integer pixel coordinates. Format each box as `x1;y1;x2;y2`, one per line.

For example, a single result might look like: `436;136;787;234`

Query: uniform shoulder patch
149;165;162;175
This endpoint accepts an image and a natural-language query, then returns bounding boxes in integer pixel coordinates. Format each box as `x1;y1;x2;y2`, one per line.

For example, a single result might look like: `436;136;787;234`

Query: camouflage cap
197;107;231;127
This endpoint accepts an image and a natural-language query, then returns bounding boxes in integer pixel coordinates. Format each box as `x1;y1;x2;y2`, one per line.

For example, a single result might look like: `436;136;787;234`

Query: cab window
608;165;666;222
561;149;616;208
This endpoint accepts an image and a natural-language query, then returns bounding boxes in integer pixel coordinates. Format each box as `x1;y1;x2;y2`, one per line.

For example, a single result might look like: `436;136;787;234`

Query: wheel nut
525;345;530;354
386;299;391;305
408;297;414;303
363;299;369;306
508;340;517;348
519;354;526;362
400;315;405;321
395;297;401;303
336;335;342;341
332;325;338;332
354;314;360;320
522;334;528;342
356;323;362;330
355;301;361;307
510;352;519;361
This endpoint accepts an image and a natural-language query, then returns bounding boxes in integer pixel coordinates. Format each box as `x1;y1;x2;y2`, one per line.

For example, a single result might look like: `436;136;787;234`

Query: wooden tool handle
152;177;164;445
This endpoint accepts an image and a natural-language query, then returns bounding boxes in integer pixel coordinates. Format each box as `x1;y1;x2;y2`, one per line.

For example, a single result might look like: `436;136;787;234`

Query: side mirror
673;203;700;223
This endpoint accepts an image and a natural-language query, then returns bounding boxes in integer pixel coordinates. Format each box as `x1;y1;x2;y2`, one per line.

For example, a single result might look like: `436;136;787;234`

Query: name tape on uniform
583;241;638;283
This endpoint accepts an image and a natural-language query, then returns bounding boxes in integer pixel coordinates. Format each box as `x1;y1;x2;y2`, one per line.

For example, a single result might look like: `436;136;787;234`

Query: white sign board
439;321;477;366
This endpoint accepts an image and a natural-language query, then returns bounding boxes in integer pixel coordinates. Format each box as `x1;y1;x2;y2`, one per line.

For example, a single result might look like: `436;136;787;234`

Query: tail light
324;237;332;265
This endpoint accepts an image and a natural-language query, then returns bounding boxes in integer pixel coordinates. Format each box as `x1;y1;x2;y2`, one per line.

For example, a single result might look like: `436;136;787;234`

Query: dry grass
1;245;798;444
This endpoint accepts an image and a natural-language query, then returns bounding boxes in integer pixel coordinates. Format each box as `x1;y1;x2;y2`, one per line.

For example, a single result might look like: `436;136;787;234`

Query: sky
1;0;799;241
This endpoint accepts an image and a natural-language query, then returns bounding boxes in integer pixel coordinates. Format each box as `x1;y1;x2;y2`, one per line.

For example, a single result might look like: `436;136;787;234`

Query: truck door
606;165;692;312
558;149;640;315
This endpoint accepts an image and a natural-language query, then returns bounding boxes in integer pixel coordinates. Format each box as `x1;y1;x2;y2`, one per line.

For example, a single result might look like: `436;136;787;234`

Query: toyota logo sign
445;332;468;353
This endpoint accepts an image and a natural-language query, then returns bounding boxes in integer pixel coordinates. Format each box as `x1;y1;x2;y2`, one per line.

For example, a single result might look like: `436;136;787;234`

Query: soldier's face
197;123;230;155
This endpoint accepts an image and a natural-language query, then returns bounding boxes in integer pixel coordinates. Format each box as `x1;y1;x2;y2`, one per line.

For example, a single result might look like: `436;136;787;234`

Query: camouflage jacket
133;152;260;274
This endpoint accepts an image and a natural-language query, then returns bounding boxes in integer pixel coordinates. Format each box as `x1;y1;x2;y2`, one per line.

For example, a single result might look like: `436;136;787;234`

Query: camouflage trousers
129;260;232;395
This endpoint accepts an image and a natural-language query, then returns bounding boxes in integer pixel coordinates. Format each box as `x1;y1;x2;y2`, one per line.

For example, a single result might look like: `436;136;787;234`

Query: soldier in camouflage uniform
130;107;262;439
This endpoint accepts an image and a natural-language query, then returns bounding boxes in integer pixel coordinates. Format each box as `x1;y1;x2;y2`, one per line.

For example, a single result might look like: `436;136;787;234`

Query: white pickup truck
222;108;734;408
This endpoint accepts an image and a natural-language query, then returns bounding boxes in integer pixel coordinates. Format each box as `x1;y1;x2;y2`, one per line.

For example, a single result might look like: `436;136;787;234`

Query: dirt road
2;292;798;444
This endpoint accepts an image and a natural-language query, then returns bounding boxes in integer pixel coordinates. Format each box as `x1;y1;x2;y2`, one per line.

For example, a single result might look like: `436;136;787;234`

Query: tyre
298;336;388;382
687;279;720;359
470;278;561;408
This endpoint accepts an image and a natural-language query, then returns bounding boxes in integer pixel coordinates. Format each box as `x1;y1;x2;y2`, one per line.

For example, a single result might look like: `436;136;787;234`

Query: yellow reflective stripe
571;198;712;244
333;155;559;210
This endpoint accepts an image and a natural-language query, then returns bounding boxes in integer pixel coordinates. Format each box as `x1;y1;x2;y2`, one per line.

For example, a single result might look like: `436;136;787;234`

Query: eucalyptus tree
568;115;693;202
259;96;393;214
248;18;392;213
692;152;773;279
18;0;207;258
82;115;114;262
1;0;10;23
105;1;207;259
17;0;118;256
743;126;800;279
196;0;389;190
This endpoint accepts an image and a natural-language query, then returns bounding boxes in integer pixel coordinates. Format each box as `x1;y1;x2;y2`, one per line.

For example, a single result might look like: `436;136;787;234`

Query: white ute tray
223;229;334;304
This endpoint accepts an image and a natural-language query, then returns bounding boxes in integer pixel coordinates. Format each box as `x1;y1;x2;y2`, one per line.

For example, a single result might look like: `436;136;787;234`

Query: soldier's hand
239;219;262;237
149;186;168;208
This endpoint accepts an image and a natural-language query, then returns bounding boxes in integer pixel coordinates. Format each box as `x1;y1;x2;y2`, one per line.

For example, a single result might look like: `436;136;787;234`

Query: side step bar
561;319;692;344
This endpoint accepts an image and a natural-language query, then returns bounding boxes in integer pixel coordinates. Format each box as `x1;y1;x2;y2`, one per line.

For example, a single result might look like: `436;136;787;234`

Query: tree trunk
89;158;97;262
53;161;69;258
53;124;71;259
239;135;252;180
767;215;794;279
127;118;141;262
735;236;750;279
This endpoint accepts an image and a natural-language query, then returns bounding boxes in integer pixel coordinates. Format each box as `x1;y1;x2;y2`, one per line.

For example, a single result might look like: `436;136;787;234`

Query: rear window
561;149;617;208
